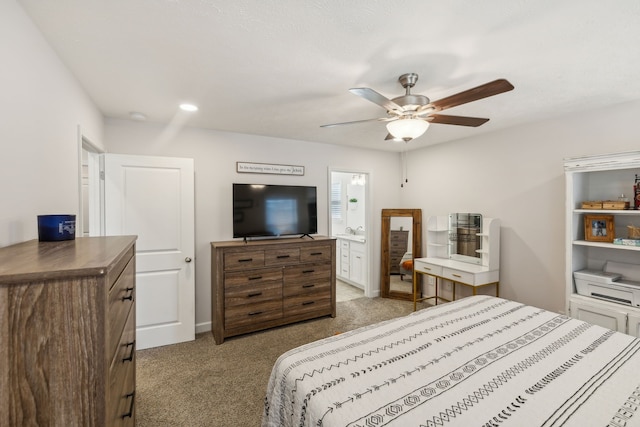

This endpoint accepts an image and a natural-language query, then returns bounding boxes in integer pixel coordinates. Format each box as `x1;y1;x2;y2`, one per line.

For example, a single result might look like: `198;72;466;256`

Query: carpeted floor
135;297;419;426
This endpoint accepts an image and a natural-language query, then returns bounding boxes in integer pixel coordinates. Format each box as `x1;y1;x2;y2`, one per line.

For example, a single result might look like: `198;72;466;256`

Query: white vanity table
413;214;500;310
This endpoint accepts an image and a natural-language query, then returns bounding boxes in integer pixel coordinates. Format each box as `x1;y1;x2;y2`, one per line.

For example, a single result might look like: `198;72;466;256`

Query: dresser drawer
390;231;408;241
390;243;407;255
442;267;475;285
108;307;136;426
108;246;135;291
283;278;331;297
224;250;265;270
108;256;135;362
414;260;443;276
300;244;332;263
109;362;135;427
225;282;282;307
284;292;332;317
224;268;282;288
265;248;300;265
225;300;283;329
284;263;331;283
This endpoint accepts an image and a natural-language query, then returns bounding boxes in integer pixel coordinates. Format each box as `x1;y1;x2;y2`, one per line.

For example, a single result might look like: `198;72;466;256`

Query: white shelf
572;240;640;251
574;209;640;215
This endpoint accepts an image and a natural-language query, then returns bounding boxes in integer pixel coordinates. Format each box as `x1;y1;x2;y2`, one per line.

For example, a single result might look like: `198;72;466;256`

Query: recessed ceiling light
179;103;199;112
129;111;147;121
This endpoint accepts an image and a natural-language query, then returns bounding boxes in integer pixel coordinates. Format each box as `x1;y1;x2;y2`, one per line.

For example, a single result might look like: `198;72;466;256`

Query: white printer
574;261;640;306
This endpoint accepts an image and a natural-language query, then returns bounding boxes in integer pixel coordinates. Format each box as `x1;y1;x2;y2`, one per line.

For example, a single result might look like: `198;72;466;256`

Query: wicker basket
628;225;640;239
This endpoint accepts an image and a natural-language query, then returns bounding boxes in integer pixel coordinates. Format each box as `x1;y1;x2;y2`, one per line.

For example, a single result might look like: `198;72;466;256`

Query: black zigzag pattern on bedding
291;300;530;389
265;298;510;424
289;303;541;422
345;320;590;427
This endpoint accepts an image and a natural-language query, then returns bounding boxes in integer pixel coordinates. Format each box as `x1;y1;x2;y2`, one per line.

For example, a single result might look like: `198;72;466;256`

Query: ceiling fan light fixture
386;118;429;141
179;103;199;112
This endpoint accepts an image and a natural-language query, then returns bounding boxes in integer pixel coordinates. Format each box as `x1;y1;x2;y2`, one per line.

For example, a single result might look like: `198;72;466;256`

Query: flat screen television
233;183;318;238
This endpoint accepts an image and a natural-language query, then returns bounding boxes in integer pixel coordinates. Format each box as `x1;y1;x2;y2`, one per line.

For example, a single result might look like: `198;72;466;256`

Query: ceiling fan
321;73;514;142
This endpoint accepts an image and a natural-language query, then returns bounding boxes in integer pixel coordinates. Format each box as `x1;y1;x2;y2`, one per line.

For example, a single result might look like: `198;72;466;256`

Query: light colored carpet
135;297;418;426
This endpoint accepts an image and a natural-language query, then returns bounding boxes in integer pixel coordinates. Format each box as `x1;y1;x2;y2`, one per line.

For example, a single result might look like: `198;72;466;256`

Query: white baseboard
195;321;212;334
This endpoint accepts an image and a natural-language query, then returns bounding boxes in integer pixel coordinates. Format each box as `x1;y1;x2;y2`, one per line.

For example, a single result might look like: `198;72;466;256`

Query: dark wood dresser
0;236;137;426
389;230;409;274
211;236;336;344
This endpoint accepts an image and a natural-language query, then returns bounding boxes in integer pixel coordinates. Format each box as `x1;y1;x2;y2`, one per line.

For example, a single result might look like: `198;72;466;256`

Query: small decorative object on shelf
584;214;615;242
613;238;640;246
618;194;630;209
628;225;640;239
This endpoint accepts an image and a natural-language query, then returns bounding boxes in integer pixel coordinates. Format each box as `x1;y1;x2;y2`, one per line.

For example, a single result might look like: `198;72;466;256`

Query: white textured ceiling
18;0;640;152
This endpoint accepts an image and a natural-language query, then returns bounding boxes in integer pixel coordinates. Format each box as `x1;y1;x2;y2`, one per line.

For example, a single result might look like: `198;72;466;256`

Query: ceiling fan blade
430;79;514;112
349;87;403;112
320;117;393;128
428;114;490;127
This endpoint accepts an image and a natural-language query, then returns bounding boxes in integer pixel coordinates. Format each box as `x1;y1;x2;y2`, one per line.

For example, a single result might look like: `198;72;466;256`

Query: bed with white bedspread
262;295;640;427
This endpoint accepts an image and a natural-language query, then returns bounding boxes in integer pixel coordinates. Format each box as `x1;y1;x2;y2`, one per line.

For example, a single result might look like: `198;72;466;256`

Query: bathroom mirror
448;213;482;265
381;209;422;300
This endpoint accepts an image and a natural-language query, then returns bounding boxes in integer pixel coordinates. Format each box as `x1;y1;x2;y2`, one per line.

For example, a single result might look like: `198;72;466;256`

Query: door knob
185;257;192;263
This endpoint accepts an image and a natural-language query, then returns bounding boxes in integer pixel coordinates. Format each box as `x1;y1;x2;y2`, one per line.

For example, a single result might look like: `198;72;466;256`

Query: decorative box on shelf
581;201;603;209
581;200;630;210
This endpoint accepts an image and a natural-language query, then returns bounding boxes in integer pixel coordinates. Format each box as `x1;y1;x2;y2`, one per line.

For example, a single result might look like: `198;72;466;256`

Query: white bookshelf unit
565;151;640;337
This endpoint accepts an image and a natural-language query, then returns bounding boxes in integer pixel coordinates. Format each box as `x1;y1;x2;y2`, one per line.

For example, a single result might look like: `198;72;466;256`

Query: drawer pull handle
424;267;432;271
238;258;253;263
302;301;315;306
122;391;135;419
302;269;315;274
277;255;290;259
248;276;263;281
123;341;136;362
302;284;315;288
310;252;323;256
249;311;263;316
122;287;134;301
452;274;462;278
247;292;262;298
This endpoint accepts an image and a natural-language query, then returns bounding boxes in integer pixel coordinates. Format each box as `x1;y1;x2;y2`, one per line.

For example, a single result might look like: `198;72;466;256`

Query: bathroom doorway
329;169;372;298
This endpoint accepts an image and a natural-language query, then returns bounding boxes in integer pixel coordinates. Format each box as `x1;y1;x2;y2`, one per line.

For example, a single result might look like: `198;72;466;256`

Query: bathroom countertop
334;234;366;243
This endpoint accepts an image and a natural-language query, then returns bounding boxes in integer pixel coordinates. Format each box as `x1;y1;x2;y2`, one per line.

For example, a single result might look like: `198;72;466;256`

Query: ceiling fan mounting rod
398;73;419;93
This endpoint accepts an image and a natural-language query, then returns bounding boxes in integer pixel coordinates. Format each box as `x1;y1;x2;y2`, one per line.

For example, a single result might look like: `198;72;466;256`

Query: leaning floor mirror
380;209;422;300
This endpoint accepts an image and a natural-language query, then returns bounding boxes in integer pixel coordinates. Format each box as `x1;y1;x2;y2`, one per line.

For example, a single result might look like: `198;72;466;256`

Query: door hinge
100;171;105;180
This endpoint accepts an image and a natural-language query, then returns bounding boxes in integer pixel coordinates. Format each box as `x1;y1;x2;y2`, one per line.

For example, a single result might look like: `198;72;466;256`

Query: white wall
0;1;103;247
8;0;640;328
103;118;403;331
401;100;640;313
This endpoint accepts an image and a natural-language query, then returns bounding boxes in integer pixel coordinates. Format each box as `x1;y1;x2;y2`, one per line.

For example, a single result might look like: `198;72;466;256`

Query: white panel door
103;154;195;350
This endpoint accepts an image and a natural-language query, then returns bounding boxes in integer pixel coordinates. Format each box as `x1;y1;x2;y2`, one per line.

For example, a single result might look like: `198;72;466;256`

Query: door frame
77;126;104;237
328;167;374;297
